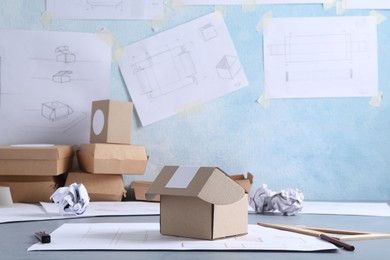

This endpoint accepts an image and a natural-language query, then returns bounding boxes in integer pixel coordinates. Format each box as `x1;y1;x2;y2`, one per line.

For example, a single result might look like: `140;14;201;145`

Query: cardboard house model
146;166;248;240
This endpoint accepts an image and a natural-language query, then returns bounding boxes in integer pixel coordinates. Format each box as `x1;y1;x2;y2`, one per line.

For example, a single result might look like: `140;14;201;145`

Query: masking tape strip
242;0;256;13
113;46;124;64
175;100;205;117
322;0;336;11
168;0;188;14
256;11;273;32
336;0;347;15
257;93;271;109
369;10;387;25
40;11;53;28
369;91;384;107
0;186;13;207
151;10;169;32
215;5;227;17
95;28;117;48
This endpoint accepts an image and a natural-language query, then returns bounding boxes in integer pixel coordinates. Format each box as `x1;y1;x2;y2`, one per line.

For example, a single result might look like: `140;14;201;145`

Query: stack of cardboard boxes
69;99;148;201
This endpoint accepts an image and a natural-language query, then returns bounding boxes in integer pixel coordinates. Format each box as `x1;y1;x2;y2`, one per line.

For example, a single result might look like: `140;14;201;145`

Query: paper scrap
50;183;90;215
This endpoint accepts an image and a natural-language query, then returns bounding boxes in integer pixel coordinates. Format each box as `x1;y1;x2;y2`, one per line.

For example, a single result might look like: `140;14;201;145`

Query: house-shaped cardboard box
146;166;248;240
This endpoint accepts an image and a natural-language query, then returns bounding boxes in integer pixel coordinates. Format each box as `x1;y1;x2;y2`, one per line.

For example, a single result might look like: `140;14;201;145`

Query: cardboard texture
131;180;160;202
0;145;74;176
146;166;248;240
65;172;126;201
90;99;133;144
0;174;67;203
77;143;147;175
230;172;254;197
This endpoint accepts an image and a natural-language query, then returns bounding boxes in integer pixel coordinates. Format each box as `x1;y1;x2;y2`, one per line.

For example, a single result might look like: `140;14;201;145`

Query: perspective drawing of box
216;55;241;79
41;101;74;122
0;145;74;176
90;100;133;144
0;174;67;203
146;166;248;240
131;180;160;202
65;172;126;201
77;143;147;175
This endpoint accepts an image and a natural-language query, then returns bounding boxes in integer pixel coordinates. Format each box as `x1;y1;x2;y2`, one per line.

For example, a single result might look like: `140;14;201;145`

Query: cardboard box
230;172;254;197
131;180;160;202
146;166;248;240
0;174;67;203
77;143;147;175
90;99;133;144
65;172;126;201
0;145;74;176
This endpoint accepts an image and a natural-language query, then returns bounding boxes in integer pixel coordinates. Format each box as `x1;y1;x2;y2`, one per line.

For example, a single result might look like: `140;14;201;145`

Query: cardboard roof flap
0;145;75;160
146;166;245;205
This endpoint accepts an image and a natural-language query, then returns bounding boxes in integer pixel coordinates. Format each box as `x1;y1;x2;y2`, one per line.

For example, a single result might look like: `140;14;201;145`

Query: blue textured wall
1;1;389;201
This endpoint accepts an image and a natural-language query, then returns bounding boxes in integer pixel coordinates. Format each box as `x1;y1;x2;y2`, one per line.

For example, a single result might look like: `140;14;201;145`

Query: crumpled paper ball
249;184;304;216
50;183;90;215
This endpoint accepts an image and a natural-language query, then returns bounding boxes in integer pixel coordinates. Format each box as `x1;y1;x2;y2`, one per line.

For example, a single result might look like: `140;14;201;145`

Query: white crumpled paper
249;184;304;216
50;183;90;215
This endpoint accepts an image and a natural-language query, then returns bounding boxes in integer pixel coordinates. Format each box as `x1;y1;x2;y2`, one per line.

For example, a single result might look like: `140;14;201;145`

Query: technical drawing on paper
87;0;124;9
132;44;198;100
266;33;368;82
41;101;74;121
55;45;76;63
199;23;217;41
52;70;73;83
216;55;241;79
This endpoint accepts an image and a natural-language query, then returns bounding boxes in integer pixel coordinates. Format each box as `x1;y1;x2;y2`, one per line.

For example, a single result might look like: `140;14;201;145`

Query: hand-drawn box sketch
216;55;241;79
52;71;72;83
55;45;76;63
132;45;197;100
199;23;217;41
87;0;123;8
41;101;74;122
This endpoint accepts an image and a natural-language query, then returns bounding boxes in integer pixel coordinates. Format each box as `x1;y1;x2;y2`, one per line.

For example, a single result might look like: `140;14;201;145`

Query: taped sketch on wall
263;16;378;99
132;43;198;101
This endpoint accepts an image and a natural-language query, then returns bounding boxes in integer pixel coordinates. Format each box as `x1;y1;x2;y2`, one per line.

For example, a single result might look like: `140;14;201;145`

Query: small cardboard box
0;174;67;203
90;99;133;144
146;166;248;240
230;172;254;197
131;180;160;202
65;172;126;201
77;143;147;175
0;145;74;176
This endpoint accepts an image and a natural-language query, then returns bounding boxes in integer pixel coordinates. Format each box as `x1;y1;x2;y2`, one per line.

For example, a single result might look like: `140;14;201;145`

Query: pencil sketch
55;45;76;63
41;101;74;122
216;55;241;79
87;0;124;9
267;33;368;82
52;70;73;83
199;23;217;41
131;44;197;100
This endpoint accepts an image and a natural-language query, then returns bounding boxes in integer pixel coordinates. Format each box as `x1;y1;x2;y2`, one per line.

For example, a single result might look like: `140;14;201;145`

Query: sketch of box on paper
52;71;73;83
199;23;217;41
55;45;76;64
42;101;74;122
132;45;197;100
216;55;241;79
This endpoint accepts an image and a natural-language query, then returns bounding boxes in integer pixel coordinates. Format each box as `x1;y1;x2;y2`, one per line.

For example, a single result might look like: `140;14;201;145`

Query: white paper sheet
0;202;159;224
181;0;323;5
27;223;336;251
345;0;390;9
263;16;378;99
119;12;248;126
0;29;110;145
46;0;164;20
301;201;390;217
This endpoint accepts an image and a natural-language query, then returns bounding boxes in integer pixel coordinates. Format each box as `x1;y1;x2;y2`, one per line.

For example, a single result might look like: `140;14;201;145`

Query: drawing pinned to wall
119;12;248;126
132;44;198;101
55;45;76;63
42;101;74;122
263;16;378;99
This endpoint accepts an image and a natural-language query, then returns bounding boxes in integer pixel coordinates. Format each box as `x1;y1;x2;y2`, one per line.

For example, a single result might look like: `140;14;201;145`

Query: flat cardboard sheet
27;223;337;252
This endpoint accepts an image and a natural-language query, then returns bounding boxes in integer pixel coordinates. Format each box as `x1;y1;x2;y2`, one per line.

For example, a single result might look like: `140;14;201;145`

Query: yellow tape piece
113;47;124;64
242;0;256;13
95;28;117;47
370;10;387;25
175;100;205;117
322;0;336;11
256;11;273;32
257;93;271;109
336;0;347;15
151;10;169;32
369;92;384;107
215;5;227;17
168;0;188;14
40;11;53;28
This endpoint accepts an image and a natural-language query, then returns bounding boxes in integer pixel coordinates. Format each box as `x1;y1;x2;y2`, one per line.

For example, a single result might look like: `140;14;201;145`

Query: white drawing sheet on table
263;16;378;99
119;12;248;126
27;223;337;251
345;0;390;9
46;0;164;20
181;0;324;5
0;29;110;145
